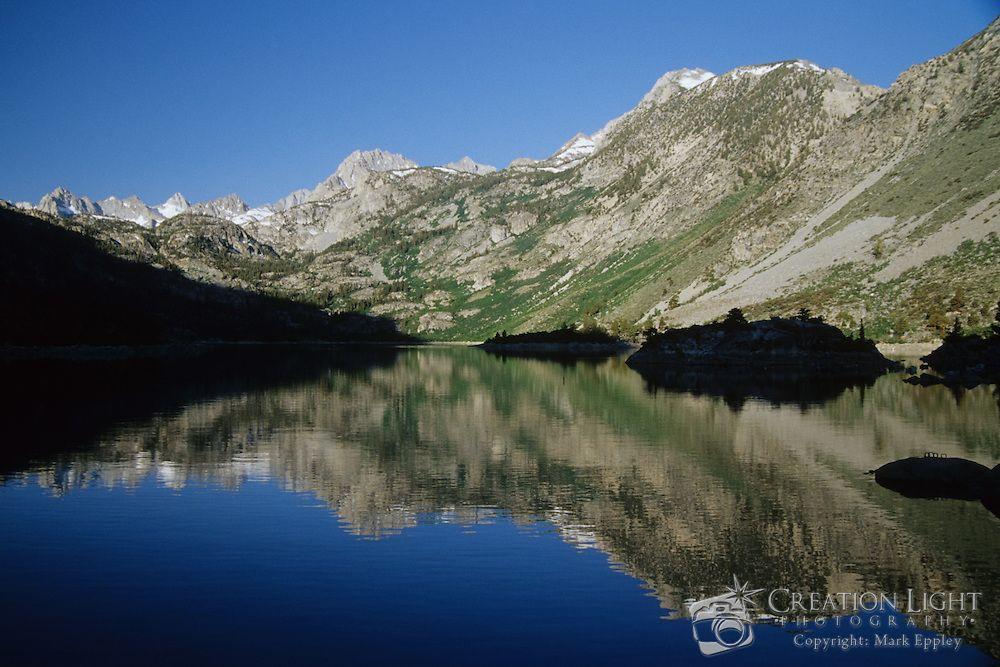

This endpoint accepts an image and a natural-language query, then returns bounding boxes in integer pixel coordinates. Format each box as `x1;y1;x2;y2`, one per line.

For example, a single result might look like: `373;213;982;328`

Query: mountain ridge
6;17;999;343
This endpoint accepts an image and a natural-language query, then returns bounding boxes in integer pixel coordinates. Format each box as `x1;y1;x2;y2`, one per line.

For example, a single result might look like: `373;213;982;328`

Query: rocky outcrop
919;330;1000;387
627;316;898;373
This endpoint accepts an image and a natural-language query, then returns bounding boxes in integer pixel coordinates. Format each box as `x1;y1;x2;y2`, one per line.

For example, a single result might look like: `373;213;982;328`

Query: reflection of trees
4;348;999;655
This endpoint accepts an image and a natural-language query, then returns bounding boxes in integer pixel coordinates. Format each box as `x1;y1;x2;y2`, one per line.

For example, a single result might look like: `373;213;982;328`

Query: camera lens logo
688;576;763;657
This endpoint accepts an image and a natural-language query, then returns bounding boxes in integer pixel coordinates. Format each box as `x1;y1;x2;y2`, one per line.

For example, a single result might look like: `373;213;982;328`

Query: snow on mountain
36;187;101;217
233;206;276;226
444;156;496;175
507;68;716;174
29;187;261;226
726;60;826;80
97;195;163;228
554;134;596;161
675;68;716;89
504;134;598;173
157;193;190;218
639;67;716;106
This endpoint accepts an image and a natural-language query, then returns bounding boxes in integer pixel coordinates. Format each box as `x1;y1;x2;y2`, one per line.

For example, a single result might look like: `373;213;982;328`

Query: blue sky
1;0;996;206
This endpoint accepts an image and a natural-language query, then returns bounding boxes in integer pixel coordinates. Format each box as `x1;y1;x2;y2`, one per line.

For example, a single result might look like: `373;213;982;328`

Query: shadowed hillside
0;208;412;345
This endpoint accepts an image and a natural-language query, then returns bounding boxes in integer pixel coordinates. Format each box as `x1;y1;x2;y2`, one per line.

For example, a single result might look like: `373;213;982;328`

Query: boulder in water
874;455;992;500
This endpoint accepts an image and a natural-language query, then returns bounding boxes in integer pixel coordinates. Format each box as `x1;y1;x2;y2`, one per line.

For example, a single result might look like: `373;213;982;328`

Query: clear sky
1;0;997;206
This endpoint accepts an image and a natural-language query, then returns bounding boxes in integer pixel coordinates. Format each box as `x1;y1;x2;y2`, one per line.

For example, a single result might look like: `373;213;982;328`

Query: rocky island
477;326;632;356
907;311;1000;388
626;309;899;374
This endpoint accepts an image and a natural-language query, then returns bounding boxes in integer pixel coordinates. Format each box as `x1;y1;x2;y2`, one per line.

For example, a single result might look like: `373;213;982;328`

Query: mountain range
5;18;999;343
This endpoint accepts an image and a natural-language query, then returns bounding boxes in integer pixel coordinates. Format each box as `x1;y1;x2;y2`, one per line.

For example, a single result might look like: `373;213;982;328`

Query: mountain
639;67;716;105
157;192;190;218
273;188;311;211
25;188;248;227
190;193;249;219
443;156;497;175
309;148;419;201
36;187;101;217
250;19;996;341
97;195;162;228
7;18;999;343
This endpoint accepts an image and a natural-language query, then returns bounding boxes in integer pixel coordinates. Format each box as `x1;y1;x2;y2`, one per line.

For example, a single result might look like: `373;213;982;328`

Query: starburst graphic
723;575;765;611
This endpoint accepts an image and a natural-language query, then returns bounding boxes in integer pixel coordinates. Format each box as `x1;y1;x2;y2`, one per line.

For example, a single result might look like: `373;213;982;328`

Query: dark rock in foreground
873;455;993;500
627;316;898;374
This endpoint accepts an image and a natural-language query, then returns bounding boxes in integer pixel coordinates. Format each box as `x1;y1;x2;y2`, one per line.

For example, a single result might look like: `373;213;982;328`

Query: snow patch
233;206;275;225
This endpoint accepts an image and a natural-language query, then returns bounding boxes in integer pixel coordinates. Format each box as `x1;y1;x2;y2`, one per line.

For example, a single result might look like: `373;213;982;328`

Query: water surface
1;346;998;665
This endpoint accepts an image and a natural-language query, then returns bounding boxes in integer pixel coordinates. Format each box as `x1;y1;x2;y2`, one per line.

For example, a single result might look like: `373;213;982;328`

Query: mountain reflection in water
1;345;998;664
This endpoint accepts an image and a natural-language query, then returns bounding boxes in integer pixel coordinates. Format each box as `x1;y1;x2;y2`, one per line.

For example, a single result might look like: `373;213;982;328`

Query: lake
1;345;998;665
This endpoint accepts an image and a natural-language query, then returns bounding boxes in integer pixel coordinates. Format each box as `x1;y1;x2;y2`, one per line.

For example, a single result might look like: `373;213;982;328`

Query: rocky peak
191;193;249;220
273;188;311;211
444;156;497;175
157;193;191;218
97;194;163;228
333;149;419;188
640;67;716;106
37;187;100;217
308;148;419;202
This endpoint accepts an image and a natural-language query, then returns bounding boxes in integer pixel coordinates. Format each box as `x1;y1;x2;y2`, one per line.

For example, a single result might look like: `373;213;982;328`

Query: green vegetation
816;114;1000;242
750;234;1000;341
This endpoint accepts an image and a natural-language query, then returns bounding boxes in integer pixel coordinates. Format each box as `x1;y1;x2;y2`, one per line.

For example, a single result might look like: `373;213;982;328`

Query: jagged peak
162;192;190;207
45;186;75;199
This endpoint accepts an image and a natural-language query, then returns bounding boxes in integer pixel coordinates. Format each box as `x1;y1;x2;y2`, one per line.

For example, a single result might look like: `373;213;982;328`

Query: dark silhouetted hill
0;208;413;345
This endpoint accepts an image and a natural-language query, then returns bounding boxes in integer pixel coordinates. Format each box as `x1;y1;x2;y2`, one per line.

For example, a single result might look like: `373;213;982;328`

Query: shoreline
876;341;940;358
0;339;422;361
0;338;943;362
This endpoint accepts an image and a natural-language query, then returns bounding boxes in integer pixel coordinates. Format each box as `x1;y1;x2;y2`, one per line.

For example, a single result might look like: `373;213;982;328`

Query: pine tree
722;307;748;328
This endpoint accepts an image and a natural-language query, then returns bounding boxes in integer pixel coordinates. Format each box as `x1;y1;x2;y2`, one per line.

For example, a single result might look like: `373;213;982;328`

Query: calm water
1;346;998;666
